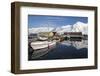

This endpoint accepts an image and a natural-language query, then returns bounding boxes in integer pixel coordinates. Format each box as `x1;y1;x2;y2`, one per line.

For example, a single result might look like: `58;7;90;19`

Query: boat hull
29;41;56;59
30;41;56;50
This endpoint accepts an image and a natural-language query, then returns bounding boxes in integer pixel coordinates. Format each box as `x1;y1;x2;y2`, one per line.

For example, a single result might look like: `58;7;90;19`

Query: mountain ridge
29;21;88;35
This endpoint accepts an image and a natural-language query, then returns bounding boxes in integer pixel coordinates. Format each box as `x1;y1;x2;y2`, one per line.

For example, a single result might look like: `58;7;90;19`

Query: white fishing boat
38;36;48;41
30;41;56;50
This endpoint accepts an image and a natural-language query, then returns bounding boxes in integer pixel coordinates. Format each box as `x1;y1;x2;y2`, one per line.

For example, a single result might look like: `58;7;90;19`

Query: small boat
38;36;48;41
29;41;56;59
30;41;56;50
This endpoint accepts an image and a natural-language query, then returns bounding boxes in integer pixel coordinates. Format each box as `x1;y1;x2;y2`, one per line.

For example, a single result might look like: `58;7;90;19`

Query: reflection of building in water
61;40;88;49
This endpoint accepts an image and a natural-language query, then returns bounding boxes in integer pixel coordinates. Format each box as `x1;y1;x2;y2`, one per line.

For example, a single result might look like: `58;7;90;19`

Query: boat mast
47;22;50;49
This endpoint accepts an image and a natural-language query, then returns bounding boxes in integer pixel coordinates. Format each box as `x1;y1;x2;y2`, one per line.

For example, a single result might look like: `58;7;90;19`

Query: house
64;32;82;39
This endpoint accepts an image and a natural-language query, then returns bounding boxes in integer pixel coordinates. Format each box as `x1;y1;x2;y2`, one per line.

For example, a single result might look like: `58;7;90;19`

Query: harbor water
28;40;88;60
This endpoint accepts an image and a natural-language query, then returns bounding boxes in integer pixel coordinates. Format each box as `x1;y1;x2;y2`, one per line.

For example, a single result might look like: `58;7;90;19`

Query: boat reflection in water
28;38;88;60
28;41;56;59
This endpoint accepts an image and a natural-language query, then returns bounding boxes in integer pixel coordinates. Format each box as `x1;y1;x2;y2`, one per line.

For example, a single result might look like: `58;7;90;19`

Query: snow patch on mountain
72;21;88;34
53;25;72;34
29;27;54;34
29;21;88;35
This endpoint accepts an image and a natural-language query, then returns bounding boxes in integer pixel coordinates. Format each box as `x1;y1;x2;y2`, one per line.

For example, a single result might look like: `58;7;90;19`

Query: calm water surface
28;40;88;60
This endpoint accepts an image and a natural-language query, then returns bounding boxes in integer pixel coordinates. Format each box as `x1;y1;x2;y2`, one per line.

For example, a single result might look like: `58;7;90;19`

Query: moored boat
30;41;56;50
28;41;56;59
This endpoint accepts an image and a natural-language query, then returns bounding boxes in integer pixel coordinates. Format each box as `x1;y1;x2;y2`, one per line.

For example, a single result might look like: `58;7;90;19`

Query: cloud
29;21;88;35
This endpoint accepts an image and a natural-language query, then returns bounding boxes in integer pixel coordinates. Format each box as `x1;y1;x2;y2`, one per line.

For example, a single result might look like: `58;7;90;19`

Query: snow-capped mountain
72;21;88;35
54;25;72;34
28;27;54;34
29;21;88;35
